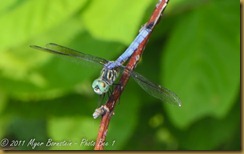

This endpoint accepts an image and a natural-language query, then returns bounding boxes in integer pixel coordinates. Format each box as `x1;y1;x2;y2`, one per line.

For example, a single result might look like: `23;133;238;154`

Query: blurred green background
0;0;240;150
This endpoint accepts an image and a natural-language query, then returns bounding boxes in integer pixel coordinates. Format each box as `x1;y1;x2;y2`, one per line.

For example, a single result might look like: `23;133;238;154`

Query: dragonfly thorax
92;68;119;95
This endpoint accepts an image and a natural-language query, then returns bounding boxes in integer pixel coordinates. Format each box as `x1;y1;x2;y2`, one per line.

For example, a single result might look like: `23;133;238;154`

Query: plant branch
94;0;169;150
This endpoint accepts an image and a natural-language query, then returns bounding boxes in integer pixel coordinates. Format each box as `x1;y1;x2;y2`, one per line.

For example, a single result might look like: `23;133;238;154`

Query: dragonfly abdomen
106;24;152;70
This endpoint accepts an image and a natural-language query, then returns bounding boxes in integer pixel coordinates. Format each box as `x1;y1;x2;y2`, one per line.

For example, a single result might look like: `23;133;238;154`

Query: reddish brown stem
94;0;169;150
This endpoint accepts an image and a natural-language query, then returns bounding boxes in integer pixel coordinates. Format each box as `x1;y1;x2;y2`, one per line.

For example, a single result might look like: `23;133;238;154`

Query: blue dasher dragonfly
30;42;182;107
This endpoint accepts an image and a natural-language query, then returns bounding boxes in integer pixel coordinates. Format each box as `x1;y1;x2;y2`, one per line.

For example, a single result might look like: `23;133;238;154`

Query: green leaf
82;0;152;45
0;115;9;139
162;0;239;128
0;0;18;15
0;92;7;113
47;116;99;150
0;0;87;50
177;101;240;150
4;93;97;118
6;117;48;150
0;0;89;98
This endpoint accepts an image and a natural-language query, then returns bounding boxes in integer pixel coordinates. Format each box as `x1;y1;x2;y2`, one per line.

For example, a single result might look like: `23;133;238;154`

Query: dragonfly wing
131;71;182;107
30;43;108;66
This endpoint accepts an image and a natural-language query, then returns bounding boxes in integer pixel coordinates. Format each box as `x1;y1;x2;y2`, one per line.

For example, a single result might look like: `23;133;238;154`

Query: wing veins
131;71;182;106
30;43;108;66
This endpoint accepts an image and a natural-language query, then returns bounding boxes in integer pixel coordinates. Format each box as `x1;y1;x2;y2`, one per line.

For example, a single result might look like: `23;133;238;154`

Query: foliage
0;0;240;150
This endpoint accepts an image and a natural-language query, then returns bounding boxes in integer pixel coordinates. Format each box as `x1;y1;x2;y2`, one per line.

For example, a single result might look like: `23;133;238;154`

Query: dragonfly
30;42;182;107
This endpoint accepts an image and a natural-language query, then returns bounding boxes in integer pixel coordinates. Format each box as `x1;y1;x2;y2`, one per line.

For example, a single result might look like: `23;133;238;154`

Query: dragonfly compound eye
92;79;109;95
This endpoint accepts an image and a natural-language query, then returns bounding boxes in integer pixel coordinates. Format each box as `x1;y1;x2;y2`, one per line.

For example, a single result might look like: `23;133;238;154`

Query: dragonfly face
92;68;119;95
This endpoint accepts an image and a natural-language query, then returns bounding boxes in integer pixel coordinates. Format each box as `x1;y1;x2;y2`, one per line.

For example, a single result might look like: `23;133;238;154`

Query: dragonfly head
92;78;109;95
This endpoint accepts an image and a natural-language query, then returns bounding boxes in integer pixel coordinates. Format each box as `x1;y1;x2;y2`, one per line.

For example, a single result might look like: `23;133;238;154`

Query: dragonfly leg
97;94;106;107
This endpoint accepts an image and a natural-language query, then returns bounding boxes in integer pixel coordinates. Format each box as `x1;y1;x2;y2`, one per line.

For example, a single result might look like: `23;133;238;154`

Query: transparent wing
30;43;108;66
131;71;182;107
